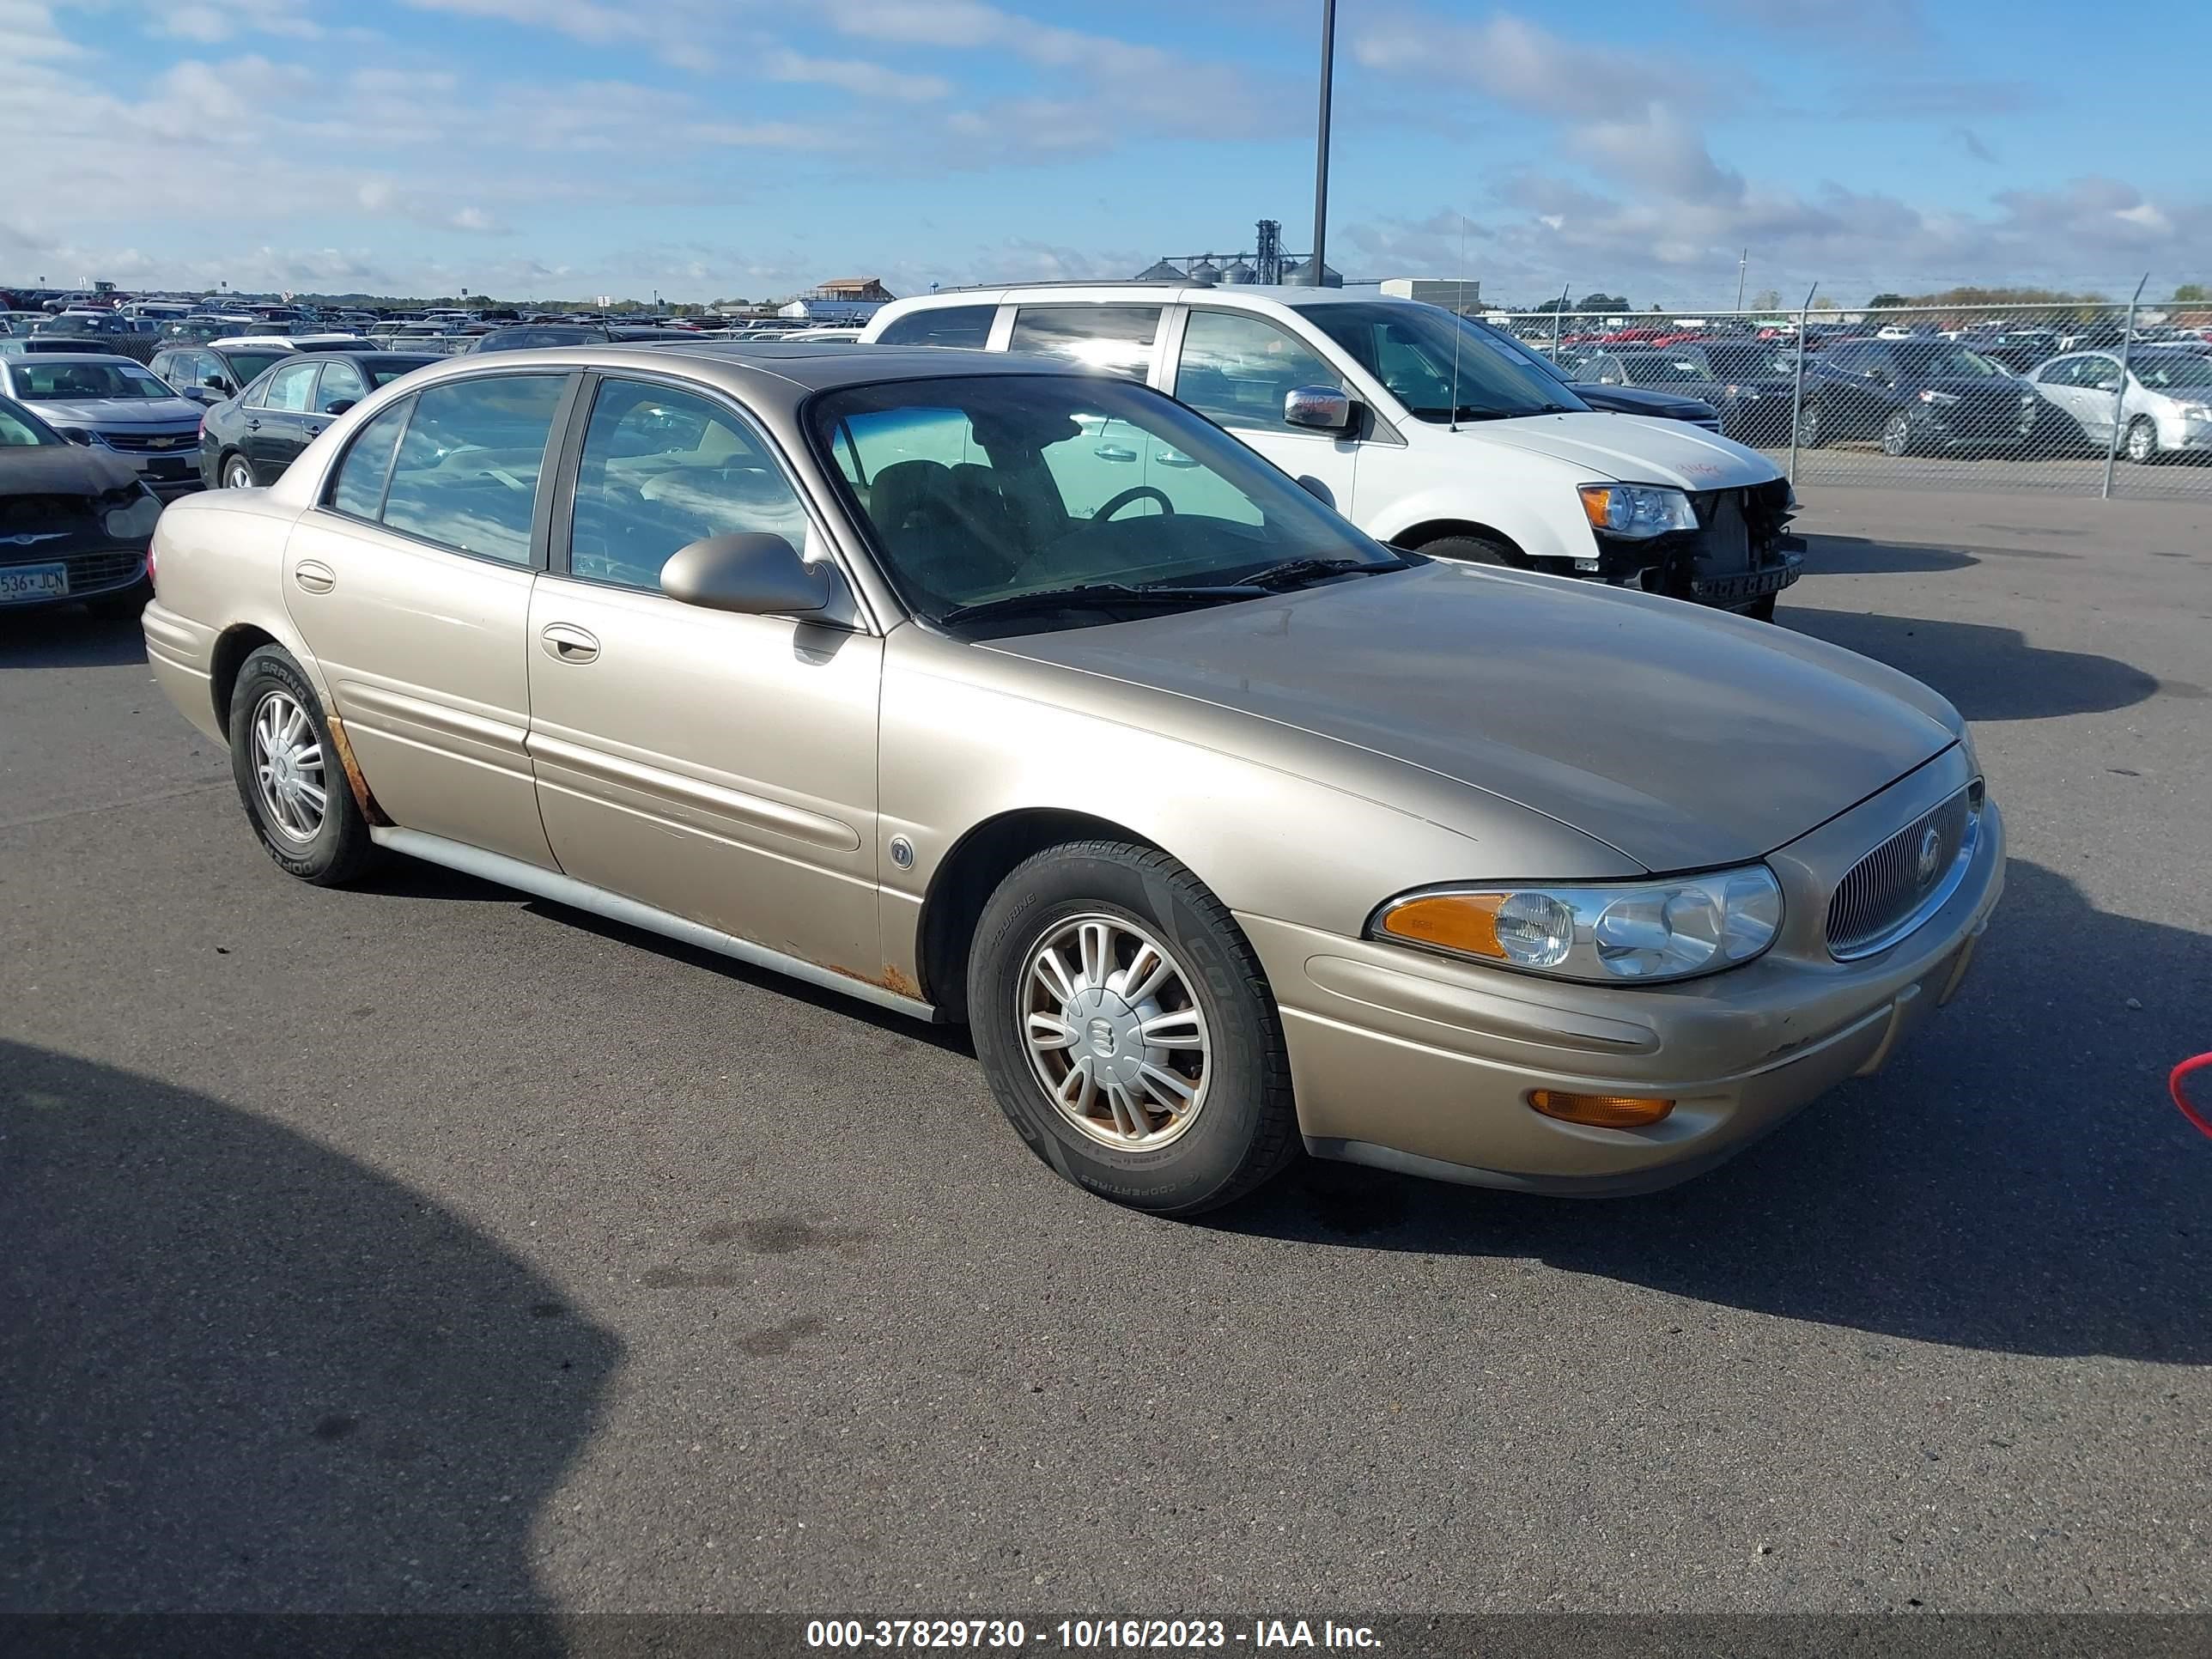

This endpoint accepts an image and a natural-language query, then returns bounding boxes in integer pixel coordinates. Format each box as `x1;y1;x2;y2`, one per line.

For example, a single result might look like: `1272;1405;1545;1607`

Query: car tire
221;453;255;489
1413;532;1526;568
1881;410;1917;457
2124;416;2160;465
1793;404;1824;448
1740;593;1778;623
83;577;152;620
967;840;1298;1217
227;645;378;887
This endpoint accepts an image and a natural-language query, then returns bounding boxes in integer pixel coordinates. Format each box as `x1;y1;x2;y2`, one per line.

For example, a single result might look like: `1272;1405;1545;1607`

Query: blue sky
4;0;2206;306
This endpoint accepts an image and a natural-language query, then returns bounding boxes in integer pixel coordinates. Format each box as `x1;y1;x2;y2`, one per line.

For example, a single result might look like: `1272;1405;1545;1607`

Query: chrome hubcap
2129;424;2153;460
251;690;326;842
227;461;252;488
1019;914;1211;1149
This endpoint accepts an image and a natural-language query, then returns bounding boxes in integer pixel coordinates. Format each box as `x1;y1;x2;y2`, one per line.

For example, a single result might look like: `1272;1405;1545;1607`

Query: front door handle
293;560;336;593
540;623;599;664
305;424;324;439
1094;444;1137;462
1153;448;1198;467
245;419;261;431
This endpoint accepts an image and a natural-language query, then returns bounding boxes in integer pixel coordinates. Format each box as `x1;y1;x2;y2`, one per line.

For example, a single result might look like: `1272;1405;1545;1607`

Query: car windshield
1700;343;1793;379
1893;343;2006;379
222;350;288;382
1617;354;1713;386
12;361;174;400
2134;354;2212;389
810;373;1405;629
1300;302;1588;421
0;396;62;445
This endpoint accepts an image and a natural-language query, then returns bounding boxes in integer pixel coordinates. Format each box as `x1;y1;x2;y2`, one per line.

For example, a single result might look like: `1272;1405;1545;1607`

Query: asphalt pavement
3;483;2209;1616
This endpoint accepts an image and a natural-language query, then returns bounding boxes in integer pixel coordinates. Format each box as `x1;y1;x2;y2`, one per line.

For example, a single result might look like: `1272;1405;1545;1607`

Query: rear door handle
1153;449;1198;467
1094;445;1137;462
540;623;599;664
293;560;336;594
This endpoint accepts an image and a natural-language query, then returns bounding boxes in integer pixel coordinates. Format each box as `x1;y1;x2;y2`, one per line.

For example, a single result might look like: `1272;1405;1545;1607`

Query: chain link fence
1482;301;2212;501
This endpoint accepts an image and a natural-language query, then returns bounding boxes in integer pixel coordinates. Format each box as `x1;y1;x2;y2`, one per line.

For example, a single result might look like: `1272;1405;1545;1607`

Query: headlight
1371;866;1784;984
1577;483;1697;538
2182;403;2212;422
55;425;100;446
1917;389;1960;406
103;495;162;539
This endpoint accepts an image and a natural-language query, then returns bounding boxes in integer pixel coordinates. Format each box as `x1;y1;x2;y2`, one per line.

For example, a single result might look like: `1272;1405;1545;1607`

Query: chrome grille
1826;787;1978;959
60;550;148;591
101;430;199;453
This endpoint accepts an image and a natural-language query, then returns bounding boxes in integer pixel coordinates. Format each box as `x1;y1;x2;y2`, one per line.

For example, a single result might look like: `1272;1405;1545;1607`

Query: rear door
282;370;574;867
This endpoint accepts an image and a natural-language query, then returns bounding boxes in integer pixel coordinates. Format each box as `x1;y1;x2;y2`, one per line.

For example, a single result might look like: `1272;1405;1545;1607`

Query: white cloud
766;47;948;101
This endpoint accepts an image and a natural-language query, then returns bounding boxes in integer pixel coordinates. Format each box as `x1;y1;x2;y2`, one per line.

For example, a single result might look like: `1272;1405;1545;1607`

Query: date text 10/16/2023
805;1620;1383;1650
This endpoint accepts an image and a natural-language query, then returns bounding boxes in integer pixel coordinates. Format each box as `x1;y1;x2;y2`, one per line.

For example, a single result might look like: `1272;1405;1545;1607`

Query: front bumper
0;543;151;611
1243;755;2003;1195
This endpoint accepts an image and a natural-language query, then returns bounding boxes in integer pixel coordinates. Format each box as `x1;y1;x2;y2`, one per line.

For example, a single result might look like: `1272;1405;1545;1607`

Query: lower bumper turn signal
1528;1090;1675;1128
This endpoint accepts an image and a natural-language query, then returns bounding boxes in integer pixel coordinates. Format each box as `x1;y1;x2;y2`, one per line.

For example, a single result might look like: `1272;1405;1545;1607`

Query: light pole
1309;0;1335;288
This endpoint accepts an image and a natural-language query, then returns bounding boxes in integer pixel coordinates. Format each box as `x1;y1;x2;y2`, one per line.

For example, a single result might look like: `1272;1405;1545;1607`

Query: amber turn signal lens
1376;892;1507;959
1528;1090;1675;1128
1577;487;1616;531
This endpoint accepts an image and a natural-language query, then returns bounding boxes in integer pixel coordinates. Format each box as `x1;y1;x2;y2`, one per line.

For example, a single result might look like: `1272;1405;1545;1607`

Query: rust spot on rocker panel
823;962;923;1000
322;714;390;826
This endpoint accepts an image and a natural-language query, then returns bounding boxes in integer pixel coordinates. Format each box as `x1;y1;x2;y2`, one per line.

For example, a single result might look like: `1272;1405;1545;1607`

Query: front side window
1006;306;1160;380
262;361;318;411
1173;311;1342;432
1303;302;1585;422
568;380;810;591
316;358;369;412
874;305;995;349
378;374;566;564
811;373;1401;627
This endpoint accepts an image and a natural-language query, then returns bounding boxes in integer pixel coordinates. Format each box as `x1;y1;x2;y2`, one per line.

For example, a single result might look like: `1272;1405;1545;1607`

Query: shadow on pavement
1784;609;2162;720
0;610;148;671
1801;535;1978;576
1213;860;2212;1364
0;1042;621;1613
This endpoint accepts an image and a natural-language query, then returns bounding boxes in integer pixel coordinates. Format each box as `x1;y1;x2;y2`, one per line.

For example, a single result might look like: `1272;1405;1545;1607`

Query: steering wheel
1096;484;1174;522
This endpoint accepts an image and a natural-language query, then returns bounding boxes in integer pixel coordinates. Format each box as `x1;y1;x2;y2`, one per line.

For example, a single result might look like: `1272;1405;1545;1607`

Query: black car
199;352;438;488
1474;325;1724;432
149;343;297;406
1576;342;1798;442
1796;337;2046;455
0;392;161;617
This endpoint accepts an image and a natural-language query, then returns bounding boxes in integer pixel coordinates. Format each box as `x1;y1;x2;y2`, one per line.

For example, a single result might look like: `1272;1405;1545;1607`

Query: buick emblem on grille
1915;823;1944;885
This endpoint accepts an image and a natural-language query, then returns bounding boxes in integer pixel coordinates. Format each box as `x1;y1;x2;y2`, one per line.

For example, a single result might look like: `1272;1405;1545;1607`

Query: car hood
1461;410;1778;489
986;563;1960;871
27;396;204;428
1567;382;1713;417
0;442;144;497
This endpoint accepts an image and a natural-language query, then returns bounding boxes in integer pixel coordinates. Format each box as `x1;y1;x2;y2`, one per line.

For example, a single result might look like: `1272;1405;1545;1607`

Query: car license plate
148;457;190;477
0;562;69;604
1694;553;1803;603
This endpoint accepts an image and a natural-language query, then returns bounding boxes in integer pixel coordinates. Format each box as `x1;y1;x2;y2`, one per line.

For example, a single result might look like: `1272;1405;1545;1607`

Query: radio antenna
1448;215;1466;433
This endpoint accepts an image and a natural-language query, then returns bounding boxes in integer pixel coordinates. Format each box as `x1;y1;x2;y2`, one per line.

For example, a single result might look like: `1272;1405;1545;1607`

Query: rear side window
1007;306;1159;379
874;305;995;349
262;361;318;411
378;374;566;564
329;399;411;520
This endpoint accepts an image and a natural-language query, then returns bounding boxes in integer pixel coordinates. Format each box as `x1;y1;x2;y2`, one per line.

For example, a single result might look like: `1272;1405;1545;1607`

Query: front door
525;375;884;977
283;370;573;868
1166;309;1360;514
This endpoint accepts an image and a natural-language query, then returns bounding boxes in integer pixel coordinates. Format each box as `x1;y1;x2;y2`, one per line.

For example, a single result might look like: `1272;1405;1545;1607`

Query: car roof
886;282;1405;312
2;351;153;366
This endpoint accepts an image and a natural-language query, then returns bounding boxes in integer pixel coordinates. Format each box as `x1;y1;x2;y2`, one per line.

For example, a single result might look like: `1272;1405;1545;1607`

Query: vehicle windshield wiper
938;581;1262;626
1407;405;1523;422
1231;556;1404;590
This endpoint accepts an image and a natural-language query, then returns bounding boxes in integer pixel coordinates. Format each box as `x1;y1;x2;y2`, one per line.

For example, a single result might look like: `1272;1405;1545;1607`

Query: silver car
2028;349;2212;462
0;353;206;497
140;344;2002;1215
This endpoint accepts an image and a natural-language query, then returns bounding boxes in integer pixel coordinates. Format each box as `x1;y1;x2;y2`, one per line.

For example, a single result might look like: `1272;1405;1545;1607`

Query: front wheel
2124;416;2160;465
1793;404;1824;448
228;645;379;885
1881;410;1917;457
968;841;1298;1216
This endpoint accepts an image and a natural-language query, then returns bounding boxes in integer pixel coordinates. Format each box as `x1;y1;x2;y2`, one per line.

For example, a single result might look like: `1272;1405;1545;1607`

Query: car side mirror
660;532;830;616
325;399;356;416
1283;385;1357;434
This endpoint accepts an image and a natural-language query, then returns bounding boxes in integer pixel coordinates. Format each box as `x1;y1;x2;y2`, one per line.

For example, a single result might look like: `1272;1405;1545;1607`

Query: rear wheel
228;646;378;886
1793;403;1824;448
222;453;254;489
1881;410;1917;457
1412;532;1526;568
2124;416;2160;465
968;841;1297;1216
1740;593;1778;623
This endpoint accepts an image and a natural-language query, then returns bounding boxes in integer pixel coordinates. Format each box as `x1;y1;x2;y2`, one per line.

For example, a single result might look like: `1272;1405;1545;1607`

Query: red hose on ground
2174;1053;2212;1141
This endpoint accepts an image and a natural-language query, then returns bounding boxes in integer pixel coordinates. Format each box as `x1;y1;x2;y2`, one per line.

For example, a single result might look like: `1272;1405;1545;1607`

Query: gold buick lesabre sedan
142;343;2002;1215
